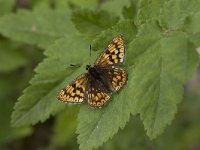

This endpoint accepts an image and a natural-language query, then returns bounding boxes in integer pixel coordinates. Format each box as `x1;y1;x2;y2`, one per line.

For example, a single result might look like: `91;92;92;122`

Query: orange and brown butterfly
57;35;128;108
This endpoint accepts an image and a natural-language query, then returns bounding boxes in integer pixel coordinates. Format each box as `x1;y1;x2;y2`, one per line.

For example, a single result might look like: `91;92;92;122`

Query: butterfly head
86;65;91;70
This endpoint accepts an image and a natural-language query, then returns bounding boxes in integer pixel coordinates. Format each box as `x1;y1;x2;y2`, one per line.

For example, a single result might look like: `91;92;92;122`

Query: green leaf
129;20;199;139
0;100;32;143
101;116;150;150
137;0;166;25
51;107;78;147
77;20;137;150
122;0;140;21
0;76;32;144
0;39;28;72
67;0;98;9
71;9;119;39
0;9;77;49
11;34;90;127
159;0;200;30
183;12;200;47
0;0;15;16
101;0;130;17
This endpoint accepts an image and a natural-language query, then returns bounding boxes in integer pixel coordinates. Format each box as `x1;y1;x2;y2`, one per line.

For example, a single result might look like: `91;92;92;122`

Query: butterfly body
57;35;128;108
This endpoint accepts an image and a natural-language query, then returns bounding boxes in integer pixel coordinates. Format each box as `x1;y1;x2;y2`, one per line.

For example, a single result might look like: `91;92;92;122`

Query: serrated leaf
129;21;199;139
0;9;77;49
77;20;137;150
11;35;90;127
71;9;119;39
159;0;200;30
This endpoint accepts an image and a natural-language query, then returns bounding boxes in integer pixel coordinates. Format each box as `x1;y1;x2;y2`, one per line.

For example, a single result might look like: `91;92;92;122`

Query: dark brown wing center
87;66;111;92
88;66;101;80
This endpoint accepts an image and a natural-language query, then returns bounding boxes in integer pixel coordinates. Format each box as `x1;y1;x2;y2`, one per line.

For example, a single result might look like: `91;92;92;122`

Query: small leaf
0;9;77;49
71;9;119;39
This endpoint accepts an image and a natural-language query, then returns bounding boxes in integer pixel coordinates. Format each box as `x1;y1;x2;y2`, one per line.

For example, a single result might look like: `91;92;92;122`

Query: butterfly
57;35;128;108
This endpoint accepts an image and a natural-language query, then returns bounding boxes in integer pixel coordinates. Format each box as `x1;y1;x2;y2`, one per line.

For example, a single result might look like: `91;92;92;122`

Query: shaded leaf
51;107;79;148
0;39;28;72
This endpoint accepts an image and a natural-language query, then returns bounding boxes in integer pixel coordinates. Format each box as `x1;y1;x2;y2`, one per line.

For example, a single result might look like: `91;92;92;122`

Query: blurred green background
0;0;200;150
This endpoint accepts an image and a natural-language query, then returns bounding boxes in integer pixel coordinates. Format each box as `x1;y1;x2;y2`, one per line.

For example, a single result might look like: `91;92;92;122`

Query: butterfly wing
98;66;128;92
95;35;125;66
57;74;88;103
86;77;111;108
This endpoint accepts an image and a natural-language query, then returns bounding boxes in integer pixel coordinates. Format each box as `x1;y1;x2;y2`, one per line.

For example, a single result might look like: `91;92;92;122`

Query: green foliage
77;20;137;150
0;0;200;149
0;9;77;49
0;39;28;72
0;0;15;16
49;106;79;149
71;9;119;39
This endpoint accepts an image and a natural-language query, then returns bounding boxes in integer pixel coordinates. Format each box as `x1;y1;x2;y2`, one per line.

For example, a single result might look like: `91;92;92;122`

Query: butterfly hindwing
95;35;125;66
110;67;128;91
57;74;88;103
86;78;111;108
99;66;128;92
57;35;127;108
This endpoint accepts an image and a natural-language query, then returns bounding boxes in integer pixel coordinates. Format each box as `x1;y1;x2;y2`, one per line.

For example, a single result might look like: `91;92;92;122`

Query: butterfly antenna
89;45;92;65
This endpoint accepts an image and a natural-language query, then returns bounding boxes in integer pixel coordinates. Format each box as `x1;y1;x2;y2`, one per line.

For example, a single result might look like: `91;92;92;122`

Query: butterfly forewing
57;74;88;103
57;35;127;108
95;35;125;66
